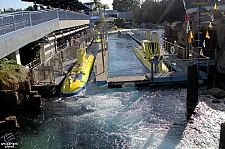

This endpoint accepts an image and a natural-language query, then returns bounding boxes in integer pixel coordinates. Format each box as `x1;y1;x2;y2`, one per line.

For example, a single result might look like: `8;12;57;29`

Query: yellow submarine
61;48;95;96
133;38;168;73
93;31;101;43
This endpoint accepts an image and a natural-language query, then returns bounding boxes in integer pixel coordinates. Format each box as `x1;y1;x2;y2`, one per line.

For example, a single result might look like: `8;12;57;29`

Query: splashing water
16;31;225;149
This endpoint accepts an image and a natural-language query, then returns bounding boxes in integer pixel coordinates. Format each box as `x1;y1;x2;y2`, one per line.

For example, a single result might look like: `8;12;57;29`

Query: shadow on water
139;86;188;149
157;120;188;149
143;134;155;149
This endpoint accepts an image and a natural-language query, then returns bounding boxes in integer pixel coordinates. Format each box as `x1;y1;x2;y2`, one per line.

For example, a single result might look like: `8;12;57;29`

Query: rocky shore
0;66;42;133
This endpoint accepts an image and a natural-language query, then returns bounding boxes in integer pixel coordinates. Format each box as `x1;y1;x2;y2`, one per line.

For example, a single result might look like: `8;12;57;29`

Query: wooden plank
108;75;146;83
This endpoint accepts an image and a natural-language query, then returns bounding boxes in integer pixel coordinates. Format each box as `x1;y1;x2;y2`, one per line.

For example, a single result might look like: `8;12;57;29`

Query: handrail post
2;17;5;34
13;15;15;31
29;11;32;26
56;9;59;19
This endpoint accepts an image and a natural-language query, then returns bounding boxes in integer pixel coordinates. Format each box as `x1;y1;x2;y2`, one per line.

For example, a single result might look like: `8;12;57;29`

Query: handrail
0;9;89;36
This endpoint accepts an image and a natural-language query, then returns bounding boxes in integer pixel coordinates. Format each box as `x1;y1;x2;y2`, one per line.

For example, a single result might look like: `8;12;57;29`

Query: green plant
171;22;177;28
0;58;26;87
100;16;105;24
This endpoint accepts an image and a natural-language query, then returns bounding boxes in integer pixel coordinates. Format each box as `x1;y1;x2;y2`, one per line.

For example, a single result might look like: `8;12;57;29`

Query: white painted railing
0;9;89;36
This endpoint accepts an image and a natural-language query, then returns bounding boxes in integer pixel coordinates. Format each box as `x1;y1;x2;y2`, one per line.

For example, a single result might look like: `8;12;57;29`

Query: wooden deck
107;75;149;87
94;47;108;86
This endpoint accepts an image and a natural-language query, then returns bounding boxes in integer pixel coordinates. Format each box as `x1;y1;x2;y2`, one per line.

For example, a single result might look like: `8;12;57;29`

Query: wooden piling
219;123;225;149
186;64;198;117
151;61;154;82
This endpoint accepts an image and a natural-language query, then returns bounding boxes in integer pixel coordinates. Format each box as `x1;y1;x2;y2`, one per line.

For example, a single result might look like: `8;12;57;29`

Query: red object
185;13;189;22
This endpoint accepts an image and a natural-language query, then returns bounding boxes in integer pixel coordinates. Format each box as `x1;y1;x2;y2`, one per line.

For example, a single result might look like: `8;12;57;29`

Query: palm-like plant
102;4;109;18
92;0;102;15
0;58;26;87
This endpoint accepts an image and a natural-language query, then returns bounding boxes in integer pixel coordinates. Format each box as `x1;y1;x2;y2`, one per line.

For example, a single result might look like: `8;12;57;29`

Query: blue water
15;30;225;149
108;33;147;77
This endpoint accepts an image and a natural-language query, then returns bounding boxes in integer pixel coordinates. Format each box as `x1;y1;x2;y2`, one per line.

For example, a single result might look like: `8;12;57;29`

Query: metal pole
197;3;201;74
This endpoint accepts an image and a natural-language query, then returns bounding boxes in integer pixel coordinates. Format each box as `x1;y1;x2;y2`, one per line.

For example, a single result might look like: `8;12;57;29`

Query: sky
0;0;113;11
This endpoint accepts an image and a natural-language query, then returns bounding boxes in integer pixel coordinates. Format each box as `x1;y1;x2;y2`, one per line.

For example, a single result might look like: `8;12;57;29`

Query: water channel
16;30;225;149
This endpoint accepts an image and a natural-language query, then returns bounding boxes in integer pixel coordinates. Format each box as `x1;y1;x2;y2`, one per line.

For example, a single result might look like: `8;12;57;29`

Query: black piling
219;123;225;149
186;64;198;119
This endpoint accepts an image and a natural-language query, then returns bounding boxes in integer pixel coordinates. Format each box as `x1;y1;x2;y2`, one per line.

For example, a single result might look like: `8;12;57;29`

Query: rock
212;99;220;103
219;16;225;24
0;79;31;94
29;95;42;109
198;79;204;86
0;65;31;94
0;90;24;107
215;24;225;51
29;91;38;97
140;23;146;28
172;22;183;38
164;25;172;37
0;121;6;130
217;51;225;74
5;116;20;128
212;9;223;21
208;87;225;99
177;30;187;47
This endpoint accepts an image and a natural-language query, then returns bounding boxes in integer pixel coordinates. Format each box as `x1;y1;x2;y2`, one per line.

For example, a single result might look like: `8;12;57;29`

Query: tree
132;0;185;24
0;58;25;88
133;6;143;24
19;42;40;66
4;8;15;12
92;0;103;15
102;4;109;17
24;6;35;11
93;0;100;6
113;0;140;12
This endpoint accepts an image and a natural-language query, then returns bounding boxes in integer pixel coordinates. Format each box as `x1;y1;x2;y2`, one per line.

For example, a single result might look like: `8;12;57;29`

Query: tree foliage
102;4;109;17
136;0;184;23
114;18;125;28
0;58;25;87
113;0;185;24
113;0;140;12
19;42;40;66
25;6;35;11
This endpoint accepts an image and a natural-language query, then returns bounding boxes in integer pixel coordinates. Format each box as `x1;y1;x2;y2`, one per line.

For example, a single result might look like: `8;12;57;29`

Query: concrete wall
59;20;89;29
0;19;89;60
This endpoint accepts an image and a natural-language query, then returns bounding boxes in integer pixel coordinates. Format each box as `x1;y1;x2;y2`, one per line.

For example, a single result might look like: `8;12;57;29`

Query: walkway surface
94;44;108;86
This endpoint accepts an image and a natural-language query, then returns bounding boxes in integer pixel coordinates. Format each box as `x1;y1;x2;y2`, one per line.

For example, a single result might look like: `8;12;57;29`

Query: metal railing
0;9;89;36
26;35;88;85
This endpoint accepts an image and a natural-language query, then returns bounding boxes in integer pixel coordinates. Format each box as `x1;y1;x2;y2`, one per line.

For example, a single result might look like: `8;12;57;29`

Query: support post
100;25;105;72
146;29;150;41
164;38;167;51
186;64;198;118
49;68;53;84
152;31;157;42
219;122;225;149
151;61;153;82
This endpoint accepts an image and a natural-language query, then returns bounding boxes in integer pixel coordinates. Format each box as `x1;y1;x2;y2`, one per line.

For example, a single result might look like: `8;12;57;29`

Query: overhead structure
21;0;92;11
